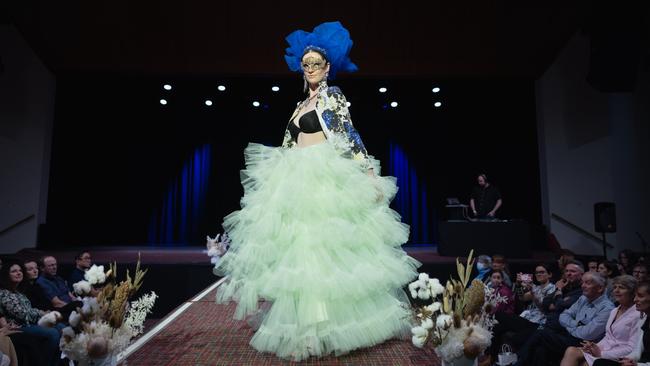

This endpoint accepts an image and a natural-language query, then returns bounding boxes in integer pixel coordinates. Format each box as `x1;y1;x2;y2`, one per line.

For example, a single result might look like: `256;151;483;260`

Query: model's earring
303;75;308;93
325;71;329;80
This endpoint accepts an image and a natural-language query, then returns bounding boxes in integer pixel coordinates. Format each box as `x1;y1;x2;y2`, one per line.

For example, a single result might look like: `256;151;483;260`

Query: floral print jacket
281;82;371;170
0;289;41;326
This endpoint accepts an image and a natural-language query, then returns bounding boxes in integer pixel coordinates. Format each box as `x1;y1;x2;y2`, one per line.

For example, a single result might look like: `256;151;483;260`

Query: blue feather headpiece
284;21;358;79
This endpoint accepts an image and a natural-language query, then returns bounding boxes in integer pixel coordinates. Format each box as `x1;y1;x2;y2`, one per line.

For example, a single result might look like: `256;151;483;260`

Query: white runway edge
117;277;227;362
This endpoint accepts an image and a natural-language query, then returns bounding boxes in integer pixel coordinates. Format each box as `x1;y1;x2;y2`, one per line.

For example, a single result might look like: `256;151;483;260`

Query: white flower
436;314;453;329
84;265;106;285
418;273;430;288
408;281;419;298
124;292;158;337
417;288;431;300
69;311;81;327
73;280;92;296
62;326;75;338
421;318;434;330
429;278;445;296
81;297;100;316
37;311;59;327
411;325;428;348
412;334;427;348
426;302;442;313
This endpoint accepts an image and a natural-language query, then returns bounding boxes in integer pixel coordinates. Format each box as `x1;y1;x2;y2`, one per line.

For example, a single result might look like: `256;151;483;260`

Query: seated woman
561;275;643;366
0;261;63;366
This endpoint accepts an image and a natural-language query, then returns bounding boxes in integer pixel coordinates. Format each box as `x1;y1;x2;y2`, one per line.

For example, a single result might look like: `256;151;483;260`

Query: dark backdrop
40;72;541;247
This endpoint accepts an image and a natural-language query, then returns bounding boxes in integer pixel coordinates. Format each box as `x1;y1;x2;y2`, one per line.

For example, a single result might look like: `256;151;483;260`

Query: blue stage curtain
148;144;211;245
388;142;433;244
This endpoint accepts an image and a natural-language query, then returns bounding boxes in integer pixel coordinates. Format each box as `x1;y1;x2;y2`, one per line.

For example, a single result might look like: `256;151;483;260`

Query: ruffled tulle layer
214;142;421;360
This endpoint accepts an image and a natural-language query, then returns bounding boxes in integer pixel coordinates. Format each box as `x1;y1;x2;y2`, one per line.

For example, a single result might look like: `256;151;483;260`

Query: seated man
35;256;78;308
67;251;92;291
514;271;614;366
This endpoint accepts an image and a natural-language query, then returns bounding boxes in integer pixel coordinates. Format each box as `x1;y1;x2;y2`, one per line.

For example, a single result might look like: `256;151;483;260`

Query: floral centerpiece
61;256;158;366
409;250;506;366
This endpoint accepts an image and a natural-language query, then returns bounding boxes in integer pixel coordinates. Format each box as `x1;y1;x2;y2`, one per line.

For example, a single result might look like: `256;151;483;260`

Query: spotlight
271;86;280;92
432;87;440;93
390;101;398;108
205;100;213;106
252;101;260;107
434;101;442;107
163;84;172;91
159;99;168;105
379;87;387;93
217;85;226;91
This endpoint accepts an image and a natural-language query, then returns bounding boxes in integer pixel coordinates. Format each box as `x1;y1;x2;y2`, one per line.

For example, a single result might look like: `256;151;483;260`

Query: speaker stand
602;232;608;260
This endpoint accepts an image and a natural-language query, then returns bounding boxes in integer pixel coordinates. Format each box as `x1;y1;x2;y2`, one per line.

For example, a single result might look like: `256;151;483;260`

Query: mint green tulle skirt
214;142;421;361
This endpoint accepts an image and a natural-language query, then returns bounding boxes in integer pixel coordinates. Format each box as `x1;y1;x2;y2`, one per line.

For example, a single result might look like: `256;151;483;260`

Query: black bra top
288;110;322;140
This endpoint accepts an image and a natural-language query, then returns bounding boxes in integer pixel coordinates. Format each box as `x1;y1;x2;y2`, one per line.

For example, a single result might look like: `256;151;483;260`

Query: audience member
558;249;577;279
592;280;650;366
634;263;650;282
67;251;92;291
36;255;78;309
515;271;614;366
561;275;642;365
0;261;62;366
483;263;556;365
587;258;600;273
489;270;515;314
619;250;637;275
474;255;492;283
489;254;513;288
599;260;621;301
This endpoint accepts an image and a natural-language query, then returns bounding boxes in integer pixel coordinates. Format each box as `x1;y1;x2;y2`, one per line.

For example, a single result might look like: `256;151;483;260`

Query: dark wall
41;73;541;247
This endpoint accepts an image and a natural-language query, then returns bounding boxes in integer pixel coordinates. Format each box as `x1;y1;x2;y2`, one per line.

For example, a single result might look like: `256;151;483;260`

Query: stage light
159;99;167;105
205;100;213;106
432;87;440;93
252;101;260;107
434;101;442;107
390;101;398;108
379;87;387;93
217;85;226;91
346;102;351;107
163;84;172;91
271;86;280;92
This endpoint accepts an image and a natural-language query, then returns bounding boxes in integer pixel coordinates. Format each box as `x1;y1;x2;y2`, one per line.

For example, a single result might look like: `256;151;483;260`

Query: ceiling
8;1;585;78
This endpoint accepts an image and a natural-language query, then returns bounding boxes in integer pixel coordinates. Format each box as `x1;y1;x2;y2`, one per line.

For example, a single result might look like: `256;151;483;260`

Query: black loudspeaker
594;202;616;233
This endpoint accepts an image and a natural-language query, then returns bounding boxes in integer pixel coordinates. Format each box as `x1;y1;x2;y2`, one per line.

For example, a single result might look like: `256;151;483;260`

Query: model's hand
487;211;495;217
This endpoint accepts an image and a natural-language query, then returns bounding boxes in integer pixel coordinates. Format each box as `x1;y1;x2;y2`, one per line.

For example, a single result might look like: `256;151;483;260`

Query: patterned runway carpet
124;283;441;366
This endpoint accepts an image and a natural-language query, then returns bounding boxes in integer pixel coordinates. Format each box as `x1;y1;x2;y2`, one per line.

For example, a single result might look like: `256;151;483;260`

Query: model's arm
326;87;371;170
470;199;476;215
